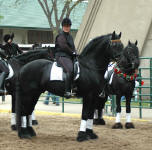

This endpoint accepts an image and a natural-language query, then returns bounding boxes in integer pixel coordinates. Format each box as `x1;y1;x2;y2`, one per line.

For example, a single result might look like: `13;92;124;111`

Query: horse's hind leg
31;111;38;125
77;94;98;142
16;86;36;139
11;93;17;131
97;96;107;125
112;95;123;129
125;96;135;129
26;92;41;137
27;114;36;137
93;97;106;125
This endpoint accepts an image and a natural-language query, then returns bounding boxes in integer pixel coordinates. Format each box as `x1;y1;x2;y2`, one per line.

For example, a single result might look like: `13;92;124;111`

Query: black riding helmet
3;33;14;43
61;18;72;26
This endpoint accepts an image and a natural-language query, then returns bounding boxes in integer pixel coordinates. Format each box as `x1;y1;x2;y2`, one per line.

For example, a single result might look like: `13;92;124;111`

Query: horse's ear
128;40;131;45
112;31;116;39
119;32;121;38
135;40;138;46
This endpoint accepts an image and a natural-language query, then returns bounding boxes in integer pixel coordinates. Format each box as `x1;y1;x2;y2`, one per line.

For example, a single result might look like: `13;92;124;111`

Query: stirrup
64;92;72;99
99;90;105;98
0;89;8;95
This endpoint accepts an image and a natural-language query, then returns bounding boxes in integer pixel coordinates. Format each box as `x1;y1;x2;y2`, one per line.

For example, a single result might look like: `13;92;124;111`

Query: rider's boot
0;72;8;95
99;89;106;98
64;73;72;99
99;81;108;98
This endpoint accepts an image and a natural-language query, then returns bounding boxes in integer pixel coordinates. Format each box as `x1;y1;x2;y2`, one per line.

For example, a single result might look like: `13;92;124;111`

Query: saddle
50;60;80;81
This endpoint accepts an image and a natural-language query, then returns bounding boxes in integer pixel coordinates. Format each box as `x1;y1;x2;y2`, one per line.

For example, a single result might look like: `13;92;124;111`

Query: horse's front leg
125;96;135;129
77;95;98;142
112;95;123;129
93;96;106;125
11;93;17;131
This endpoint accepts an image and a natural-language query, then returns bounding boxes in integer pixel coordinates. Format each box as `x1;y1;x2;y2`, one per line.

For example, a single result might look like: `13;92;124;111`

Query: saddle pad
50;62;63;81
109;72;114;84
6;64;14;79
104;63;115;84
74;61;80;81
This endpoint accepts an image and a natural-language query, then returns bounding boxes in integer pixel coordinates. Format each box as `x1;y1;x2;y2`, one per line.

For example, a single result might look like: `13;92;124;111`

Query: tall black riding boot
99;89;106;98
0;72;8;95
64;73;72;99
99;82;107;98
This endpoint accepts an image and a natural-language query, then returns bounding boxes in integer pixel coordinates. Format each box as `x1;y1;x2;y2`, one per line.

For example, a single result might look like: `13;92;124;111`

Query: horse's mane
14;49;50;64
79;34;111;57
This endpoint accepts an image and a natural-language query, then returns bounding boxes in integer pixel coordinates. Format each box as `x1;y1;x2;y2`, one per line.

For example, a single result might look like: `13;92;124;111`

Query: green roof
0;0;88;30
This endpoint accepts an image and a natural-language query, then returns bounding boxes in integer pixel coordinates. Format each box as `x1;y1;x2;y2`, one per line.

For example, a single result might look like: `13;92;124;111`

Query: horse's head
118;40;140;74
108;31;124;61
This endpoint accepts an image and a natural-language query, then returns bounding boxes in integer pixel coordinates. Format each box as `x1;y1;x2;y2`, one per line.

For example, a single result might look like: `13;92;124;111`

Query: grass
39;92;82;104
106;99;152;108
40;92;152;108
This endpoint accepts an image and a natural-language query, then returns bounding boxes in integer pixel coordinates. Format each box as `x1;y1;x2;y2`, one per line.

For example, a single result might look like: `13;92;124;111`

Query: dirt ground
0;113;152;150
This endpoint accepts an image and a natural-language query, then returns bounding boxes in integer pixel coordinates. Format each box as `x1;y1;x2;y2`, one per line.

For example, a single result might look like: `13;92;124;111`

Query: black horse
15;31;124;141
4;49;53;130
94;41;140;129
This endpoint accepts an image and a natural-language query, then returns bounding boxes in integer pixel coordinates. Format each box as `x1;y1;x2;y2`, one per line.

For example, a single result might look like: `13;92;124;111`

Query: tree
37;0;85;41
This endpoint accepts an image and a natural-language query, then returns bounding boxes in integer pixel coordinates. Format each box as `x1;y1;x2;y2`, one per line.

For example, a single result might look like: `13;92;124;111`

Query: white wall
75;0;152;54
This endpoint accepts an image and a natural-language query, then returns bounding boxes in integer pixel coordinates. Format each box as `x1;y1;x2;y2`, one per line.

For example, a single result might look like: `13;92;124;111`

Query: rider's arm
57;34;74;56
16;44;23;54
0;49;7;59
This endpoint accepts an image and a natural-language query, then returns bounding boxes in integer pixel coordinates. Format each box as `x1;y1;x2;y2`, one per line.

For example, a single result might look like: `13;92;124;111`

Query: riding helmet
3;33;14;43
61;18;72;26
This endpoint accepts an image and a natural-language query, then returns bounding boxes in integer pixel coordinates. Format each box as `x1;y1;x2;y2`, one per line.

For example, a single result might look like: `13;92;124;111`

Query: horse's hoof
125;122;135;129
93;119;106;125
93;119;98;125
11;125;17;131
18;127;31;139
27;126;36;136
32;120;38;125
112;123;123;129
98;119;106;125
76;131;89;142
86;129;98;139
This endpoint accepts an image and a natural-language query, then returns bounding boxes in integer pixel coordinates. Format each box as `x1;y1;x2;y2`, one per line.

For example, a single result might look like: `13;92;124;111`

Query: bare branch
59;0;70;22
37;0;48;17
51;0;59;25
66;0;83;17
43;0;51;16
38;0;55;30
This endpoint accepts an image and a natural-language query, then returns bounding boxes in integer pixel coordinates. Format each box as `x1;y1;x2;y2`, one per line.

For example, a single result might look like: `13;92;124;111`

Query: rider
0;33;23;94
0;48;9;95
1;33;23;58
55;17;77;98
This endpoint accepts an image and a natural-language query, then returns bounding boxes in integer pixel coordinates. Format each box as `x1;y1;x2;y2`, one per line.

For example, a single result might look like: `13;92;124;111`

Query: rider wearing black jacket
55;18;77;98
2;33;23;58
0;33;23;95
0;48;9;95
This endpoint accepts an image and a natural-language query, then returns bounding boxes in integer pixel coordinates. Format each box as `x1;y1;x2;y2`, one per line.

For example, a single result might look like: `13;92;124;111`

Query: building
0;0;88;44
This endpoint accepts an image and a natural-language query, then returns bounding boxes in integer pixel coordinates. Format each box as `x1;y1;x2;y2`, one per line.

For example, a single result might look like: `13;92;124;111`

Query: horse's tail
15;80;22;137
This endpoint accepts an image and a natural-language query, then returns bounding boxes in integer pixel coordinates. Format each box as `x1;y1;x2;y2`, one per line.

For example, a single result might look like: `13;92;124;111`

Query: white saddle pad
50;62;63;81
104;63;115;84
6;64;14;80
